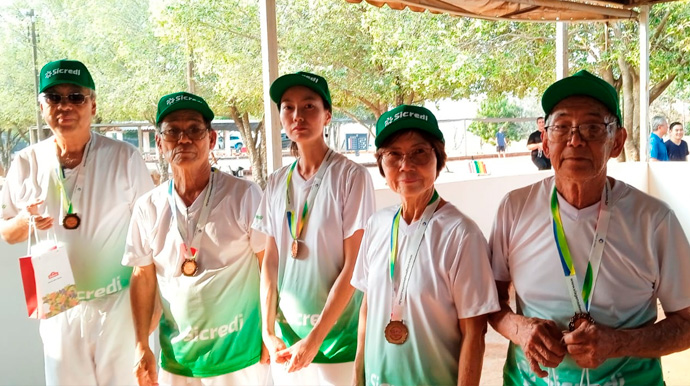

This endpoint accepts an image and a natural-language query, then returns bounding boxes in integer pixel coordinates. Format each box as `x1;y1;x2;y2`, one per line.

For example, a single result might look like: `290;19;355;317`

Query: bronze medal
291;239;299;259
568;312;595;331
384;320;409;344
63;213;81;230
181;259;198;277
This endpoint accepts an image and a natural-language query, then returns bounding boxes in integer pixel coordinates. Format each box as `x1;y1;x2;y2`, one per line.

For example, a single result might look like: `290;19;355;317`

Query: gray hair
651;116;667;132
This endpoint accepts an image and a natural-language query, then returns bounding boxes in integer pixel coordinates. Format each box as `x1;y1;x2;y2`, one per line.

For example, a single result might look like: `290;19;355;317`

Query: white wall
1;161;688;384
0;242;45;386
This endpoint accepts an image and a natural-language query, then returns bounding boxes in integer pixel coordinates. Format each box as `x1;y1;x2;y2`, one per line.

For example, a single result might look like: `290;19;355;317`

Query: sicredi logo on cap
384;111;429;127
45;68;81;79
166;94;203;106
301;74;319;83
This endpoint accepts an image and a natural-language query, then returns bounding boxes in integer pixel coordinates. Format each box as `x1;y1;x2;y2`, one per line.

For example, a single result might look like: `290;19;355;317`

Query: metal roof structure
259;0;670;171
343;0;666;22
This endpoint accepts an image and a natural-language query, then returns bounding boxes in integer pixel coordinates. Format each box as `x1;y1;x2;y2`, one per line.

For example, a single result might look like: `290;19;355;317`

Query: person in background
649;115;669;161
664;121;688;161
527;117;551;170
352;105;499;386
125;92;269;386
489;70;690;386
496;126;507;158
0;59;153;385
253;72;375;385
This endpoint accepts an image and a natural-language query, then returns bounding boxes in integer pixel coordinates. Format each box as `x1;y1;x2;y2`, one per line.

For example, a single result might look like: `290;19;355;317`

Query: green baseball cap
375;105;443;148
156;92;214;125
39;59;95;93
542;70;622;124
269;71;331;108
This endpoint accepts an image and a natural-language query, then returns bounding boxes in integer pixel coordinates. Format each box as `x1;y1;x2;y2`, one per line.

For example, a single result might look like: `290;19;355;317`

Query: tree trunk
229;105;267;189
631;70;640;162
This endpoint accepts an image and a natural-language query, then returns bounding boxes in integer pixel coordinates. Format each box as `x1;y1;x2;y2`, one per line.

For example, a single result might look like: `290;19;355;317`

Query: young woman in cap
252;72;375;385
350;105;499;386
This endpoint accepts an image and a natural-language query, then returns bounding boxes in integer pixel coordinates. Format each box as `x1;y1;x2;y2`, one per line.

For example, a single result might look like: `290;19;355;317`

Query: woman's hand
275;334;321;373
263;333;288;363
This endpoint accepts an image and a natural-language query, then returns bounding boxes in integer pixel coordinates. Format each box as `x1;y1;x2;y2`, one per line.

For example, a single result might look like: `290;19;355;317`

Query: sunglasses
41;93;91;105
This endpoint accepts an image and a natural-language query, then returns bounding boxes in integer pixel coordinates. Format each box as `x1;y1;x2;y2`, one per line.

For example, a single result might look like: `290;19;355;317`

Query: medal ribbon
168;168;216;262
550;179;612;314
285;148;334;242
389;190;440;321
53;136;93;225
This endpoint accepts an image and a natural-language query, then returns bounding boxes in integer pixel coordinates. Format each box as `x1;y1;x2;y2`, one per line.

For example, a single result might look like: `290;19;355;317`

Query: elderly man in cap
124;92;269;386
1;59;154;385
489;70;690;386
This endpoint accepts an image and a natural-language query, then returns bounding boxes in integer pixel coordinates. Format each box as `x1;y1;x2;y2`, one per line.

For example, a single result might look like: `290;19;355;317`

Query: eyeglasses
381;147;435;167
40;93;91;105
160;127;209;142
546;122;616;143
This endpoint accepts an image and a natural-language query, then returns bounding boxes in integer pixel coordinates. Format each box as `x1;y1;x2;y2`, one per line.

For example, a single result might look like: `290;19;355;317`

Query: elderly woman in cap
252;72;375;385
350;105;499;386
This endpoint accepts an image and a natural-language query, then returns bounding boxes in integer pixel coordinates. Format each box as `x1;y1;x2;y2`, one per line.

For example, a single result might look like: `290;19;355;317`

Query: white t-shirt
252;151;375;363
123;170;265;377
2;133;153;300
490;176;690;385
351;202;500;386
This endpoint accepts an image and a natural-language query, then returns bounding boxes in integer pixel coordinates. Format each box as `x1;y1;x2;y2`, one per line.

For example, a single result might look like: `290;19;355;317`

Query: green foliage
1;0;690;165
468;95;527;145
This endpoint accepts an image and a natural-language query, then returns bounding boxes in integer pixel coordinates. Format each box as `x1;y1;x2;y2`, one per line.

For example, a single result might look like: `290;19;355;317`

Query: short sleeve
128;151;155;207
489;194;513;282
341;165;376;239
252;174;276;238
242;181;266;253
450;227;500;319
654;210;690;313
527;131;541;145
122;197;154;267
650;138;661;159
351;219;373;293
1;154;21;219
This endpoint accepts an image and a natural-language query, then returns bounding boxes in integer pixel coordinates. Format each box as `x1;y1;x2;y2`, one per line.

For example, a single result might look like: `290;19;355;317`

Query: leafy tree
280;0;466;130
0;8;35;174
469;96;527;145
447;3;690;161
153;0;268;187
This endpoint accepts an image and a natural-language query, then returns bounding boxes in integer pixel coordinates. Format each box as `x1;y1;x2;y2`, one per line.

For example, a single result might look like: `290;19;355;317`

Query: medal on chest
285;150;335;260
180;244;199;277
550;181;611;332
291;239;300;259
385;191;441;345
384;320;409;344
568;312;595;332
62;213;81;230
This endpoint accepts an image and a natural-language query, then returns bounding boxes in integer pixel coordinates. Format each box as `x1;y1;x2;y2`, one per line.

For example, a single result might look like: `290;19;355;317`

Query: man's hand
263;333;288;364
563;320;618;368
516;317;567;377
275;334;321;373
26;200;54;230
134;346;158;386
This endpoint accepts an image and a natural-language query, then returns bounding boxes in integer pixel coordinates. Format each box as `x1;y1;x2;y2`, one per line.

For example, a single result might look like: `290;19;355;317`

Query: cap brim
270;74;329;106
156;103;214;125
542;77;618;119
375;122;444;148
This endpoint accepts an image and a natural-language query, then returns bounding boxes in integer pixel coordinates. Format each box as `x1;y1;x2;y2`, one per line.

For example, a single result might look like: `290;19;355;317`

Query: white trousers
159;363;271;386
39;289;136;386
270;361;353;386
